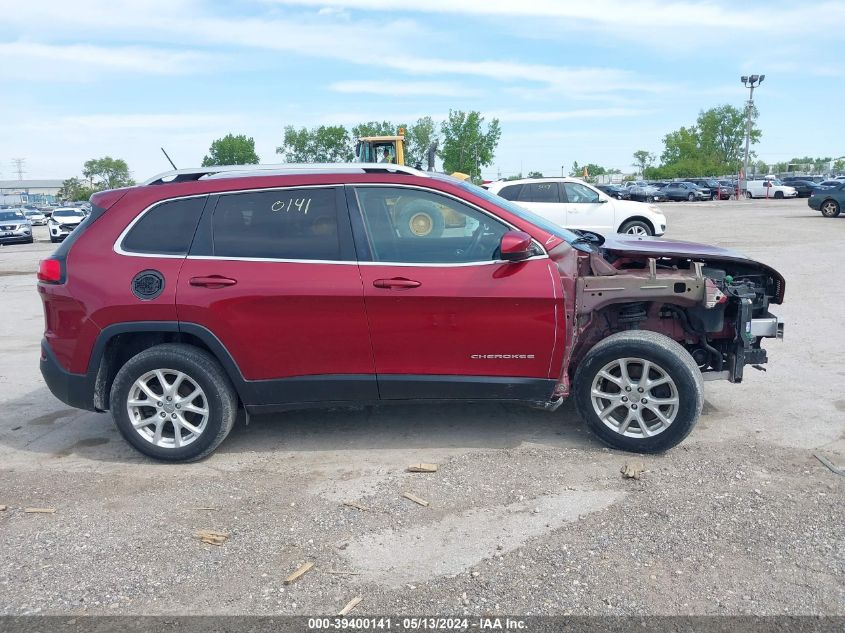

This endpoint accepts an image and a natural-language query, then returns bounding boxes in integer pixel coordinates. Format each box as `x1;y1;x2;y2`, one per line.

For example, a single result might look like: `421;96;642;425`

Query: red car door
176;185;376;404
349;184;561;401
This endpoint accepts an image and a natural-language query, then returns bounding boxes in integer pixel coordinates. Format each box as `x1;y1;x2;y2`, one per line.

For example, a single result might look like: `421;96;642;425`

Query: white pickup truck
744;179;798;199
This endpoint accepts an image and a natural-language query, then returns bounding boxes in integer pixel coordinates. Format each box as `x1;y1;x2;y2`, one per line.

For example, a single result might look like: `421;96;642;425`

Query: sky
1;0;843;182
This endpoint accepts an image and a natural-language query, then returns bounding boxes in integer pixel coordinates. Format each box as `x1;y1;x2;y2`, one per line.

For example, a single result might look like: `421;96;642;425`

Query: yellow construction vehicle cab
355;129;406;165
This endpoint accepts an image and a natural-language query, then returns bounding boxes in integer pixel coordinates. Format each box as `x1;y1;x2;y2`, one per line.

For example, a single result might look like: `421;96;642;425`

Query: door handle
189;275;237;288
373;277;421;290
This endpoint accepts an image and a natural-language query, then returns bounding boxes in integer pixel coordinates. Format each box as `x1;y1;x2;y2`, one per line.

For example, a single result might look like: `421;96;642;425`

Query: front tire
745;191;753;199
821;200;841;218
110;344;237;462
687;193;695;201
619;220;653;236
573;331;703;453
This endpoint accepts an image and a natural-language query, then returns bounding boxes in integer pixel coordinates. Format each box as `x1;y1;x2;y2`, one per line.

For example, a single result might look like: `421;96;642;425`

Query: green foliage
57;177;97;202
439;110;501;180
504;173;523;181
351;121;399;138
527;171;544;178
202;133;259;166
569;162;609;181
82;156;134;189
833;158;845;172
632;150;655;175
650;104;761;177
405;116;438;169
277;125;354;163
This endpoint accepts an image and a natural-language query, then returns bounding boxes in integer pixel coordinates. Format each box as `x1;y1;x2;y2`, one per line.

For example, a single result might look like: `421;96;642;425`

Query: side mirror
500;230;534;262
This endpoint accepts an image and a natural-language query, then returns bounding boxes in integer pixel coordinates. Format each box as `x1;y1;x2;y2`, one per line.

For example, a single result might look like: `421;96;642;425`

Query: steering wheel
463;220;493;259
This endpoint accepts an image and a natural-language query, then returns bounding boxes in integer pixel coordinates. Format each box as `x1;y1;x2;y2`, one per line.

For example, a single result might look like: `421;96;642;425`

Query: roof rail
142;163;426;186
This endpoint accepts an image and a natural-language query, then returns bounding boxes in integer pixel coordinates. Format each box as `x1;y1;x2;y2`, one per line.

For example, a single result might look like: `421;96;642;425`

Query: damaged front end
555;234;785;385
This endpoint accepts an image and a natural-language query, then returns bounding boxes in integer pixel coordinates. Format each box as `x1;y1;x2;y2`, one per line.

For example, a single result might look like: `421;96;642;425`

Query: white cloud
0;42;218;81
330;80;478;97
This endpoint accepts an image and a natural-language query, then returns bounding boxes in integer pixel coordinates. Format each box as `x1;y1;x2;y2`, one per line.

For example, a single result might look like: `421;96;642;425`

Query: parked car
818;180;842;188
661;182;707;201
596;184;631;200
779;179;819;198
688;179;730;200
487;177;666;236
24;209;48;225
0;209;34;244
743;180;798;199
47;207;87;242
624;182;668;203
36;163;785;461
808;180;845;217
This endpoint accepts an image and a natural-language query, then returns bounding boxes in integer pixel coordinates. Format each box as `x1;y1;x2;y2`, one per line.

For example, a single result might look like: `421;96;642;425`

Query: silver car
0;209;34;245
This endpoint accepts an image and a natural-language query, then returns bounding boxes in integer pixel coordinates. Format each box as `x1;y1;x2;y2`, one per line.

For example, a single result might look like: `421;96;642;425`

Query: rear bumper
40;339;96;411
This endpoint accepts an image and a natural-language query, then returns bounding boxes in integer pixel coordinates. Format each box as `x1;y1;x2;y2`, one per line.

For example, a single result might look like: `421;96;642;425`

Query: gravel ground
0;201;843;617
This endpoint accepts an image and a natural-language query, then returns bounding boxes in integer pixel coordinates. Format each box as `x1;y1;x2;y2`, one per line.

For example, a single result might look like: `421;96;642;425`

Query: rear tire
110;344;237;462
745;191;753;199
573;331;703;453
821;200;841;218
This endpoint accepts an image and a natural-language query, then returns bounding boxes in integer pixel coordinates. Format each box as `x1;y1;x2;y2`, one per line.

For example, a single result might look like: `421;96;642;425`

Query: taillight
38;258;63;283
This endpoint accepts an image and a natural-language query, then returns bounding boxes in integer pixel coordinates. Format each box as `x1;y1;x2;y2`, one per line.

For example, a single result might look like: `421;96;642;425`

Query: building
0;179;65;206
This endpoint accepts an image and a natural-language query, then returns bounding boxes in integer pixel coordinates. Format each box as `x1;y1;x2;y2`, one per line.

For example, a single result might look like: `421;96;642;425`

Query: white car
744;179;798;199
485;177;667;236
24;210;47;226
47;207;87;243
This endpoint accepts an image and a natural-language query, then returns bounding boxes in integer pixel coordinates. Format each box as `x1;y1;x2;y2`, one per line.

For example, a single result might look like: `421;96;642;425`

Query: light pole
740;74;764;197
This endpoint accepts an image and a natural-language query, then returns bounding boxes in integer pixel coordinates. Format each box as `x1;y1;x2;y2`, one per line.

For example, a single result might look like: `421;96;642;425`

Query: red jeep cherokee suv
38;164;785;461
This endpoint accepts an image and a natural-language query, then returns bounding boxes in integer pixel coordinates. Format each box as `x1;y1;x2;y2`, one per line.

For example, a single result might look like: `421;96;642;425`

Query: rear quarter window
121;197;206;255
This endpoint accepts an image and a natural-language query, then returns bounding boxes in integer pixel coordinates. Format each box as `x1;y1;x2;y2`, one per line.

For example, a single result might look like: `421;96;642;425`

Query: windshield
0;211;25;221
53;209;85;218
438;175;580;244
25;210;42;216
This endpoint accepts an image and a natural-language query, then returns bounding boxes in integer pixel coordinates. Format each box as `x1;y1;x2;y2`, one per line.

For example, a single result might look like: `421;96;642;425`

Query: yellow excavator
354;129;469;237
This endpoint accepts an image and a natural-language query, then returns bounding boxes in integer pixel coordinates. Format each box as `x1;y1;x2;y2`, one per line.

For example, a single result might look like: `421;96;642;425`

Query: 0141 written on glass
272;197;312;214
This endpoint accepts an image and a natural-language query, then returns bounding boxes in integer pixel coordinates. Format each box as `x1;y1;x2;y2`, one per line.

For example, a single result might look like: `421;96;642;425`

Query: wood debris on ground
0;505;7;511
402;492;430;507
284;561;314;585
194;507;218;511
621;461;646;480
326;570;361;576
814;453;845;476
407;463;438;473
194;529;229;546
23;507;56;514
342;501;369;511
338;596;363;616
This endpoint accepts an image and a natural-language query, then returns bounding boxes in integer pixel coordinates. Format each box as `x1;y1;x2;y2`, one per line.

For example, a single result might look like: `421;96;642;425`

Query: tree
569;161;580;177
57;177;96;202
202;134;259;166
82;156;134;189
632;150;655;176
405;116;438;170
833;158;845;172
351;121;399;139
696;104;759;171
276;125;353;163
439;110;501;180
527;171;544;178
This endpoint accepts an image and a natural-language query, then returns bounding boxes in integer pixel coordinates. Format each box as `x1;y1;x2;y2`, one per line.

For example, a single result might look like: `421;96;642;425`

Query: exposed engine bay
555;232;785;385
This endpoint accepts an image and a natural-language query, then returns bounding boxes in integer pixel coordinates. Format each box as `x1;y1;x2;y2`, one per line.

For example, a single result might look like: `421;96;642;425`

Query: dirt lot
0;199;843;617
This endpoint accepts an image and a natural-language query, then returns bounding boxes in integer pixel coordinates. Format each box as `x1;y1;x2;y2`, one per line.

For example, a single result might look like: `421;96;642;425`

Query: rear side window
518;182;560;203
122;197;205;255
497;184;522;201
211;188;339;260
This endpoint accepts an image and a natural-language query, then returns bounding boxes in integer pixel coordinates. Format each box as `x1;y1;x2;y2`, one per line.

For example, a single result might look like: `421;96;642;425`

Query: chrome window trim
113;182;550;265
113;184;344;259
351;182;549;264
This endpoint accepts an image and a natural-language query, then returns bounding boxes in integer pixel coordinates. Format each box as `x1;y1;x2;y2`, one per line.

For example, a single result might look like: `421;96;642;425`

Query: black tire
687;193;695;201
774;191;784;199
619;219;654;236
573;331;703;453
745;191;753;199
394;199;445;239
646;195;655;203
109;343;238;462
50;236;58;243
820;199;841;218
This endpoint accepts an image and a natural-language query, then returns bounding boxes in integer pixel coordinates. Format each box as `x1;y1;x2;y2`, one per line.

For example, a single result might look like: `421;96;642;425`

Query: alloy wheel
127;369;209;448
590;357;679;438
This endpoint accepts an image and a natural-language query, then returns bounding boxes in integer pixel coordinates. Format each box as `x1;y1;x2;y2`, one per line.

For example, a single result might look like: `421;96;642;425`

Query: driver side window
355;187;510;264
